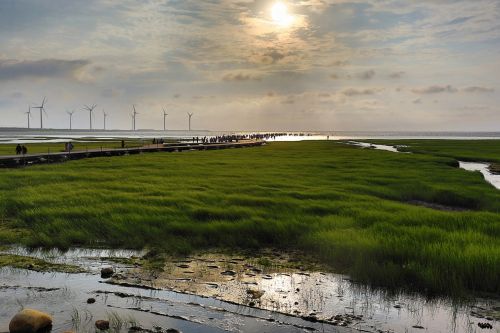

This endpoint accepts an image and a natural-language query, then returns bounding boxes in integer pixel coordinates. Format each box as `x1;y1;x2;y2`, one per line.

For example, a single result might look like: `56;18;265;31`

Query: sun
271;2;293;27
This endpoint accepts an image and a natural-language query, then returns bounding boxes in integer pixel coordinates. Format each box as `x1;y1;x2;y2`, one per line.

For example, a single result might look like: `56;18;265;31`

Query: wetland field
0;139;499;333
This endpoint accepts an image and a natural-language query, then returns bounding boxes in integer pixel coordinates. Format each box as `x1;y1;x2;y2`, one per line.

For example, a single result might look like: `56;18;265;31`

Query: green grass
0;139;151;156
365;139;500;163
0;253;84;273
0;141;499;296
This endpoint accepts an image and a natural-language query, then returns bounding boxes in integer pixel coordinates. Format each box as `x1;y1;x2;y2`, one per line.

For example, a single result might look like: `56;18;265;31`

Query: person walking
21;145;27;155
15;144;22;155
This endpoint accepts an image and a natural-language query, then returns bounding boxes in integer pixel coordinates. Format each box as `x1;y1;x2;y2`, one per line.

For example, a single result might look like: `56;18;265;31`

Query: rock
301;315;318;323
101;267;114;278
177;264;190;269
412;325;424;329
87;298;96;304
221;270;236;276
478;322;493;329
246;289;264;299
95;320;110;330
166;329;180;333
9;309;53;333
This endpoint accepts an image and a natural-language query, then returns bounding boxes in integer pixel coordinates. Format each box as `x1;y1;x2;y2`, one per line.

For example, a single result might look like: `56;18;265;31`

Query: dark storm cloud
0;58;89;81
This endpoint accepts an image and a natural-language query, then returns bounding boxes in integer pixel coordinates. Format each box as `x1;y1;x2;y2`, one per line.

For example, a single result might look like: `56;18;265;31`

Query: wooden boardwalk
0;140;265;168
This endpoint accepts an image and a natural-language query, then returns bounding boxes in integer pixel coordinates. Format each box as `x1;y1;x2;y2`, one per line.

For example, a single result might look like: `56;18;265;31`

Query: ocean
1;128;500;144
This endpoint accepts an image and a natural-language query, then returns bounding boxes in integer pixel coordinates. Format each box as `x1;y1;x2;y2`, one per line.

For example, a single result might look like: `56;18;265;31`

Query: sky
0;0;499;131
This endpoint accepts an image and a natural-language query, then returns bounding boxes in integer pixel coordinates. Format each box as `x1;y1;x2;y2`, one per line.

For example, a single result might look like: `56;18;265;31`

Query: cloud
357;69;375;80
9;92;24;99
342;88;382;96
330;60;349;67
411;85;458;94
389;71;405;79
222;72;261;82
445;16;474;26
459;105;491;111
101;88;121;98
462;86;494;93
281;95;295;104
262;49;286;63
0;58;89;81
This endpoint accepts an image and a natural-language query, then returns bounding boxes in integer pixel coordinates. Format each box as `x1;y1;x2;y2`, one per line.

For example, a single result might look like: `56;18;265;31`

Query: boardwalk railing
0;140;265;168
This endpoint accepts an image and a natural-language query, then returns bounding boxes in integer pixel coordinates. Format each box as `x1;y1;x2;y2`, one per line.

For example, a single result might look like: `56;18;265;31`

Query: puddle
459;161;500;190
1;248;498;333
110;251;499;333
344;141;403;153
0;248;347;333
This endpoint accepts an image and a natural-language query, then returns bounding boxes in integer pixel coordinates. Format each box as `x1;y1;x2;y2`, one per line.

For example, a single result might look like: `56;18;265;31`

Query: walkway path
0;140;264;168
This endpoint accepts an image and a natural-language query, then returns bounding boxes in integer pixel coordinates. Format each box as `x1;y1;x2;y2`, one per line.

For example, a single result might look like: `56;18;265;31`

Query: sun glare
271;2;293;27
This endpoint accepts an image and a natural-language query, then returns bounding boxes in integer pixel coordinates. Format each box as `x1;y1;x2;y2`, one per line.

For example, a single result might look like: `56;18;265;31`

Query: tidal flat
0;140;499;332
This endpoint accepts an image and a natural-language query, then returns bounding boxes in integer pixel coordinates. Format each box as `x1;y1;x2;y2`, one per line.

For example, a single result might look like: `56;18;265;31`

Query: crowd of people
152;138;166;145
246;132;288;140
191;133;289;144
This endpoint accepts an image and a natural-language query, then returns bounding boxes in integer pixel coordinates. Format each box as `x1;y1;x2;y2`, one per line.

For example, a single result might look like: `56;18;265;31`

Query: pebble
95;320;110;330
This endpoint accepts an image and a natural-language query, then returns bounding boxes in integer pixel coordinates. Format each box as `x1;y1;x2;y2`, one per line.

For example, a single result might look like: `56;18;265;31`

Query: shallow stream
0;248;498;333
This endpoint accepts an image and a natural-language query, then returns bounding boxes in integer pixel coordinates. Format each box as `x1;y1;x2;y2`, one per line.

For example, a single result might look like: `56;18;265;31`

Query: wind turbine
25;105;32;129
32;97;47;129
103;110;108;130
66;110;75;130
187;112;193;131
83;104;97;130
162;108;168;131
132;105;139;131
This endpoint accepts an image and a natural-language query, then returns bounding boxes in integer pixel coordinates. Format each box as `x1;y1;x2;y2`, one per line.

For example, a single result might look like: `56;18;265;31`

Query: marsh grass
0;253;85;273
0;141;499;295
365;139;500;163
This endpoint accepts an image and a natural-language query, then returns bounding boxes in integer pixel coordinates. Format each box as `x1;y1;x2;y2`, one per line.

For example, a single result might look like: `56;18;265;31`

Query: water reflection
459;161;500;190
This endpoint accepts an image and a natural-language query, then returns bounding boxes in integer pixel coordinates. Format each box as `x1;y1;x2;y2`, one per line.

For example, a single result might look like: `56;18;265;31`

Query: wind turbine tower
162;108;168;131
132;105;139;131
103;110;108;130
25;106;32;129
67;110;75;130
32;97;47;129
84;104;97;130
187;112;193;131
